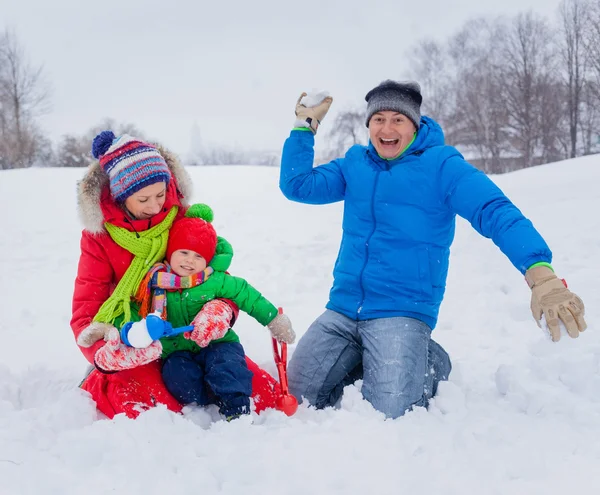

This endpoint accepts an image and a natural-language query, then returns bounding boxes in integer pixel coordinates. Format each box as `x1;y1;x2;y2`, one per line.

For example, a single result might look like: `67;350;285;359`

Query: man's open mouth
379;138;399;147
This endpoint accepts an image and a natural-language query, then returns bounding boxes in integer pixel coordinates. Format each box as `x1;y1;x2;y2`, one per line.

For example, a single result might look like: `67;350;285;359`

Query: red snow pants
81;356;282;419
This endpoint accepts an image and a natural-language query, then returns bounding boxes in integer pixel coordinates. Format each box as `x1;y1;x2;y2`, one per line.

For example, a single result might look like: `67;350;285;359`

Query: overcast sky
3;0;562;158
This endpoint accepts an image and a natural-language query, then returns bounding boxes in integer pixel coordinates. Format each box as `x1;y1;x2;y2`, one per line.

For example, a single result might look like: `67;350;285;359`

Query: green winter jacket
158;234;277;356
117;236;277;358
159;271;278;357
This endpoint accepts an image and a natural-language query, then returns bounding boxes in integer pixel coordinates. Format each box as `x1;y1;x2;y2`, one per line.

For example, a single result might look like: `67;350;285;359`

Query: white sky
3;0;562;157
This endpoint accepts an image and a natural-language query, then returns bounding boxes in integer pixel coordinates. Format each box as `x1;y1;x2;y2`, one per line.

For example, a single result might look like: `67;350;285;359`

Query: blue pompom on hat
91;131;171;203
92;130;116;160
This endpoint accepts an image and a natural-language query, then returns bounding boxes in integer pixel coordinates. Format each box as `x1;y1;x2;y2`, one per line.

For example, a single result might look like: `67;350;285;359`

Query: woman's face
123;182;167;220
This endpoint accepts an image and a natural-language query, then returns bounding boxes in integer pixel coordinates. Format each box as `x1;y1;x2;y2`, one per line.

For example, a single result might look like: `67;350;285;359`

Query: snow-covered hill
1;156;598;494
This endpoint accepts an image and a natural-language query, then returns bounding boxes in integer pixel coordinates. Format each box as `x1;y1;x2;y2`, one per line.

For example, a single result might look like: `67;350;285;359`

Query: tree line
2;0;600;173
326;0;600;173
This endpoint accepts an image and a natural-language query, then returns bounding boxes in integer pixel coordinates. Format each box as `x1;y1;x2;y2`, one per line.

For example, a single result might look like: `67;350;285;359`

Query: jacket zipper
356;171;381;318
354;149;423;317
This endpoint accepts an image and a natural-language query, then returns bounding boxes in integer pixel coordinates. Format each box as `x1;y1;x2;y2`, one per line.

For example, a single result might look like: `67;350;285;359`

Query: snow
299;91;331;107
123;320;153;349
1;155;599;494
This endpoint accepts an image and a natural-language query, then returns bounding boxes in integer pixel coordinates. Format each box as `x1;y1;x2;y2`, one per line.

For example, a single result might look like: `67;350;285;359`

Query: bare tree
401;8;598;173
190;147;248;165
52;119;148;167
579;79;600;154
408;39;455;128
323;109;368;160
588;0;600;83
539;80;569;162
558;0;590;158
54;135;94;168
442;19;514;171
501;12;556;167
84;118;146;144
583;0;600;152
454;69;511;172
188;146;279;166
0;29;51;169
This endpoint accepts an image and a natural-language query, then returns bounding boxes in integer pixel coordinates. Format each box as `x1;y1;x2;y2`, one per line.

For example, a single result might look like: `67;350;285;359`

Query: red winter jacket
71;147;238;364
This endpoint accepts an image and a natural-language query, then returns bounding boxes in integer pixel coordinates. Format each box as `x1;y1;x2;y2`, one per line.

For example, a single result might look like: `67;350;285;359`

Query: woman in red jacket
73;131;281;419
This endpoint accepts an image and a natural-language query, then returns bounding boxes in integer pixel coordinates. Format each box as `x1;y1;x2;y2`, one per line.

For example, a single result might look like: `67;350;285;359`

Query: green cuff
527;261;554;272
292;127;313;132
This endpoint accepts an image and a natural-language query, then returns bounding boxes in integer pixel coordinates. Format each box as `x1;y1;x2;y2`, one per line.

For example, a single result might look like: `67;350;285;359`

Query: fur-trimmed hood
77;144;193;234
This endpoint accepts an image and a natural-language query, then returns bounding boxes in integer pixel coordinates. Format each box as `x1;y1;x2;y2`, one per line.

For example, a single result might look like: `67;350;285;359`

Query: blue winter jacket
279;117;552;329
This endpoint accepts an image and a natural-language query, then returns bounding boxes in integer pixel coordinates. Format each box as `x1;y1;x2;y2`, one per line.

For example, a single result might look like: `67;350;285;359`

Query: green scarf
93;206;179;328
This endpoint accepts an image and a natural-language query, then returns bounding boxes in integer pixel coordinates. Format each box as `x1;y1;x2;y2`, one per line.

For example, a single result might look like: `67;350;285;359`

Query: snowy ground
1;156;599;494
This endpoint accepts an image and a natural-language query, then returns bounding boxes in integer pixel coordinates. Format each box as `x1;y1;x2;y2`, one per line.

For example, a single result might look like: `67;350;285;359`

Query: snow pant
288;310;452;419
80;361;183;419
80;355;283;420
161;342;253;418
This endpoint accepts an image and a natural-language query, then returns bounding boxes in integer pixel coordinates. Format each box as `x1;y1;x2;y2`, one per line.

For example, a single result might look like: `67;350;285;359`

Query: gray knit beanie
365;80;422;129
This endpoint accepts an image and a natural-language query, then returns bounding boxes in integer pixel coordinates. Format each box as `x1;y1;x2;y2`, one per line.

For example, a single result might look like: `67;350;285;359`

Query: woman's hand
94;328;163;372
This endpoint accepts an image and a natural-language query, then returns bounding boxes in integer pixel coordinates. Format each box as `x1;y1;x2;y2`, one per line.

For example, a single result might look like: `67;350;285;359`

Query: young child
134;204;295;420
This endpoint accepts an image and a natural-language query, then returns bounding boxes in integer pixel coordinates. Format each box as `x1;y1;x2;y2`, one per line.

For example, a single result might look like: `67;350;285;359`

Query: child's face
170;249;207;276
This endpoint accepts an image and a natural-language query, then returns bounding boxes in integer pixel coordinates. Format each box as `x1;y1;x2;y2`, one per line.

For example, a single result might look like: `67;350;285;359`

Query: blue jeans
161;343;253;417
288;310;451;419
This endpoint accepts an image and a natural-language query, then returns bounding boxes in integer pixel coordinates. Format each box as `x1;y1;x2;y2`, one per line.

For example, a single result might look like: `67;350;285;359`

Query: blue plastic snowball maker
120;314;194;347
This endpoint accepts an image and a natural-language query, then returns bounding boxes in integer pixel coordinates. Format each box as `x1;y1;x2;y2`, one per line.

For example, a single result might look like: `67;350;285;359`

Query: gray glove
267;313;296;344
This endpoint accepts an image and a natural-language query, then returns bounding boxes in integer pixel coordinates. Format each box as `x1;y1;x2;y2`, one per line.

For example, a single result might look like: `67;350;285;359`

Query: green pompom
185;203;214;223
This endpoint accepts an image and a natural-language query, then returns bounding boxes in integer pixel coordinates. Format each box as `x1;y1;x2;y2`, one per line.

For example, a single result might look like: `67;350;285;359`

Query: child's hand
186;299;233;348
268;313;296;344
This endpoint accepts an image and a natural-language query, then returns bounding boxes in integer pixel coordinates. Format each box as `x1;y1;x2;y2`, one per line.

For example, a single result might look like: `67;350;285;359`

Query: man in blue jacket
279;80;587;419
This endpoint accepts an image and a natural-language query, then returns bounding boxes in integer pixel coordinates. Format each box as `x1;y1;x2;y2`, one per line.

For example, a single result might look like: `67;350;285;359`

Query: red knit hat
166;204;217;262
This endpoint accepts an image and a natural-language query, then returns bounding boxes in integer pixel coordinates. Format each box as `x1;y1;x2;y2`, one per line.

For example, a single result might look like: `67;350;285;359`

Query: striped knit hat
91;130;171;203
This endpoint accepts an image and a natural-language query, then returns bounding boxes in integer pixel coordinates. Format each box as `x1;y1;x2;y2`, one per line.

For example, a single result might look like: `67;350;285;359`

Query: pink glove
185;299;234;348
94;328;163;372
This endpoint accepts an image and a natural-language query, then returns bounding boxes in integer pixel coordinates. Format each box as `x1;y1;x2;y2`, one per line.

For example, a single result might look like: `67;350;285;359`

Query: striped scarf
135;262;214;319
